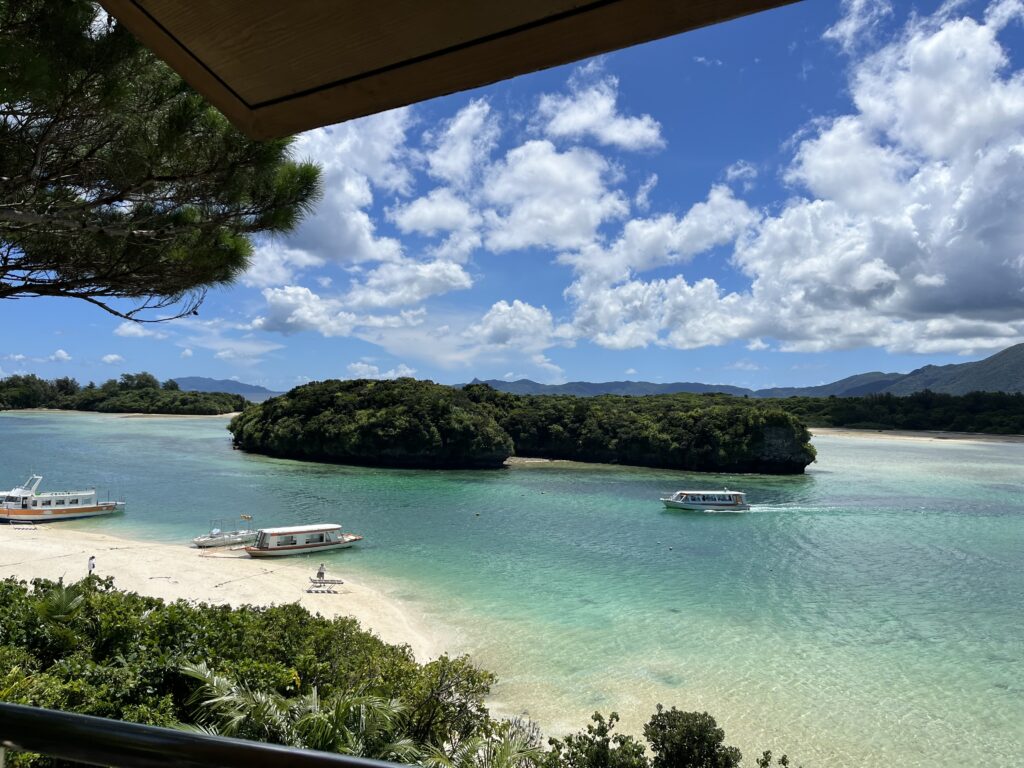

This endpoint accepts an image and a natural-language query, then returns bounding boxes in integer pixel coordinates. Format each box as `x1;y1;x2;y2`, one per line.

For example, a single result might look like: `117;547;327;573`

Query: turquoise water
1;411;1021;766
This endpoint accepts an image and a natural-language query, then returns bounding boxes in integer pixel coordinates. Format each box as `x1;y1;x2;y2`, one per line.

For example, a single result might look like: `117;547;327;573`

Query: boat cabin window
306;533;325;544
31;501;37;507
277;535;297;546
3;496;16;502
69;498;78;504
41;500;51;506
56;500;65;505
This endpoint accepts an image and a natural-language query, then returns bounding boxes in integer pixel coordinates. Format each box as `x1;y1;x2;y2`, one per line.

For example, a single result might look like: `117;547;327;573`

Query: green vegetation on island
0;577;796;768
476;383;1024;436
228;379;816;474
229;378;514;469
771;390;1024;434
465;384;815;474
0;372;246;415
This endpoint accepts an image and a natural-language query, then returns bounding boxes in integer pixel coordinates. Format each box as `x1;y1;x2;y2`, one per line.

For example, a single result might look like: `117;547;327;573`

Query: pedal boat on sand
244;524;363;558
191;515;258;548
660;489;750;512
1;475;125;522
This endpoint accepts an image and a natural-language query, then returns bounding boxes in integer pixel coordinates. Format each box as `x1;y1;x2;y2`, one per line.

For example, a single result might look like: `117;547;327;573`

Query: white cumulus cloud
346;259;473;309
253;286;359;338
346;361;417;379
114;322;167;339
538;73;664;151
425;99;500;187
483;140;628;251
389;187;480;238
823;0;894;54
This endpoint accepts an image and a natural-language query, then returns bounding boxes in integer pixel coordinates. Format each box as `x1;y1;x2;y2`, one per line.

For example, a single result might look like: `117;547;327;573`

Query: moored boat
244;524;362;558
1;475;125;522
660;488;749;512
192;515;258;548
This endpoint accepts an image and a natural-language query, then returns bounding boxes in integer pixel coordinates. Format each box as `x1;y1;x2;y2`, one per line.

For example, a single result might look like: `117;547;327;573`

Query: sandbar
812;426;1024;444
11;409;240;419
0;525;443;662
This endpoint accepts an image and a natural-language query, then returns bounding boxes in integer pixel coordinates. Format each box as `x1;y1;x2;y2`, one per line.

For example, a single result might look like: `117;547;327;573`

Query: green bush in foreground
0;579;796;767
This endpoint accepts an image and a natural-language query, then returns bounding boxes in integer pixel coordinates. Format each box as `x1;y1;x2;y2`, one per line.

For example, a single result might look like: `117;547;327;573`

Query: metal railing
0;702;401;768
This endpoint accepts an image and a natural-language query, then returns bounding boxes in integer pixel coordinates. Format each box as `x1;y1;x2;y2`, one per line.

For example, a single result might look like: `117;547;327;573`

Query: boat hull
0;502;125;522
244;535;362;558
661;499;750;512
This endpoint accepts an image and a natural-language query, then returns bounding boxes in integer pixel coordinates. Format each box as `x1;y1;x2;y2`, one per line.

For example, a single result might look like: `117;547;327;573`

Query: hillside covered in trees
228;379;816;474
0;373;247;415
0;577;792;768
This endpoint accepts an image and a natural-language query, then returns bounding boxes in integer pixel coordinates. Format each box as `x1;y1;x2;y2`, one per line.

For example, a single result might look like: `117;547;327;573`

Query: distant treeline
774;390;1024;434
0;372;247;415
229;379;817;474
0;577;794;768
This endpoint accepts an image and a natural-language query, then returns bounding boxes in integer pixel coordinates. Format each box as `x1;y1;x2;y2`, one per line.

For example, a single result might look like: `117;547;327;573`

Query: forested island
0;373;247;415
0;576;794;768
228;378;816;474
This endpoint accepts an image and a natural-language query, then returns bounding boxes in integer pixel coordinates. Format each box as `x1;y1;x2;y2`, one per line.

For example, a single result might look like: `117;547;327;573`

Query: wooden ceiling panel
135;1;585;105
100;0;798;140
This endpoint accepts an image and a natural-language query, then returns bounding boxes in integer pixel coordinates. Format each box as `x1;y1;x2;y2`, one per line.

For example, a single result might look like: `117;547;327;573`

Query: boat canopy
259;524;342;535
675;490;745;497
7;475;43;495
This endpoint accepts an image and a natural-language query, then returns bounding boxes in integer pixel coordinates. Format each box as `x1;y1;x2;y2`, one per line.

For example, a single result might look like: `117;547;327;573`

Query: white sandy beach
0;525;443;662
811;426;1024;444
14;408;243;420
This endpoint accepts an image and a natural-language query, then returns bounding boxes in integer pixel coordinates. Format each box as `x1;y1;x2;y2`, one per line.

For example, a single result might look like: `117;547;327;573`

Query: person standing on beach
88;555;96;577
317;563;325;581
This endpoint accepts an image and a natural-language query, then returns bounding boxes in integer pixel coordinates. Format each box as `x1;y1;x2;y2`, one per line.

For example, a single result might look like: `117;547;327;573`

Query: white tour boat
244;524;363;558
192;515;258;548
1;475;125;522
660;488;750;512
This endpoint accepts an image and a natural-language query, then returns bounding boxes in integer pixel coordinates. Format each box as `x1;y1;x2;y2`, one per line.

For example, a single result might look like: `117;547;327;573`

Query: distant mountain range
175;343;1024;402
470;343;1024;398
173;377;283;402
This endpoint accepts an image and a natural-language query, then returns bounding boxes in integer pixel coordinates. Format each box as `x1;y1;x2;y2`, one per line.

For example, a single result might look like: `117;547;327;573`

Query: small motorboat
660;488;750;512
192;515;258;548
244;524;363;558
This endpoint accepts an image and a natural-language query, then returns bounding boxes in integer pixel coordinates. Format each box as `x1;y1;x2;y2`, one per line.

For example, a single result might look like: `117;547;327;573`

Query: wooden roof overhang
99;0;798;140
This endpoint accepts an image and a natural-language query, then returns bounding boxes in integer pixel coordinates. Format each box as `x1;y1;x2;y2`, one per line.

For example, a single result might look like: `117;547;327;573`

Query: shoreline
0;525;443;662
811;426;1024;444
7;408;240;419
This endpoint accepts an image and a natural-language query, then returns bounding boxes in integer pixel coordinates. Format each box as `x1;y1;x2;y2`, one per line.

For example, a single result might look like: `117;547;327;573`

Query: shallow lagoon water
1;411;1021;766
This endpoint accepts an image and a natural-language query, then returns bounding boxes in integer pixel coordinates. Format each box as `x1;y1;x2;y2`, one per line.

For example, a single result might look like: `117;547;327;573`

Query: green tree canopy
643;707;742;768
0;0;322;320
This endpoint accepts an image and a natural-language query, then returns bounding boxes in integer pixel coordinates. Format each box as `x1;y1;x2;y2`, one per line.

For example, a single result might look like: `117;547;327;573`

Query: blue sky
5;0;1024;390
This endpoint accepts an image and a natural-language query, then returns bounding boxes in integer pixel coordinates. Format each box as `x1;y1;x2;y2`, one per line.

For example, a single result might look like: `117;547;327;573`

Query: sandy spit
12;409;241;419
811;426;1024;444
0;525;443;662
117;412;242;419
